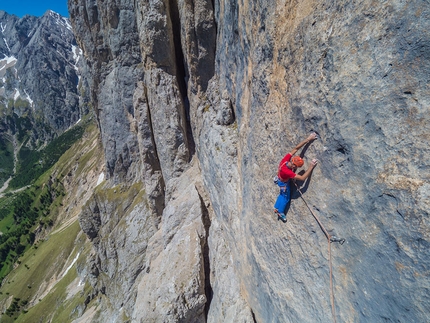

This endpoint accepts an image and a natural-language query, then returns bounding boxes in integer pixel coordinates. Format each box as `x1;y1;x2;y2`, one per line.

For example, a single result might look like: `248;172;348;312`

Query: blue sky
1;0;69;18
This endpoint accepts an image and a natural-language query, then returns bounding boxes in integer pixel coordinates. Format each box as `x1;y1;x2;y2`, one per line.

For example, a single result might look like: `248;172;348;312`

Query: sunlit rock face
69;0;430;322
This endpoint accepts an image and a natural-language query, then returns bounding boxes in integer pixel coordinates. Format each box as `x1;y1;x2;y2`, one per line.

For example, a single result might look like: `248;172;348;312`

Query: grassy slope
2;222;82;322
0;117;104;322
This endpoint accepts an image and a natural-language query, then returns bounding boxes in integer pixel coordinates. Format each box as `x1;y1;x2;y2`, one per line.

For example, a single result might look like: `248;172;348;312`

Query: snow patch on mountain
23;89;34;107
49;10;72;32
4;39;10;51
71;45;82;76
0;55;16;69
13;89;20;101
0;55;17;64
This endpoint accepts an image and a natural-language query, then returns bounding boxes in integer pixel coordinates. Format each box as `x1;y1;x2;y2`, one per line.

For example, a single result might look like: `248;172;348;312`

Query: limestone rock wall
69;0;430;322
212;2;430;322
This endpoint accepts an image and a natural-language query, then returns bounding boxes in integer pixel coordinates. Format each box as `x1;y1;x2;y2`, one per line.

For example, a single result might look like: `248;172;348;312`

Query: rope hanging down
294;182;344;323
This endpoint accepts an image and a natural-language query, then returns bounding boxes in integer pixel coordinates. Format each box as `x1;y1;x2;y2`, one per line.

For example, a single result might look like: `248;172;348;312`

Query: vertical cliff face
210;1;430;322
216;2;430;320
69;0;430;322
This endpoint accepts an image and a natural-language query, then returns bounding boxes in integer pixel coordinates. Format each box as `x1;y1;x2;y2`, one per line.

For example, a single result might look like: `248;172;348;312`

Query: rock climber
274;132;318;222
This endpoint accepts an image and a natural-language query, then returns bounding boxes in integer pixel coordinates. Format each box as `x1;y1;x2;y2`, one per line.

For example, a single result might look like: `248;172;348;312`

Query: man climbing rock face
274;133;318;222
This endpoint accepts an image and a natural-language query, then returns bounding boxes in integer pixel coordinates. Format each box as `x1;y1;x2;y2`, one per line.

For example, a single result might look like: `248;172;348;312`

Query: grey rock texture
206;216;255;323
0;10;84;145
79;180;158;317
68;0;148;184
132;163;209;323
68;0;430;322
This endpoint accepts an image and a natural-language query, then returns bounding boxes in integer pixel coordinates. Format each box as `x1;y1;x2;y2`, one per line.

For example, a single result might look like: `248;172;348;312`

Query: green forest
10;123;85;188
0;120;87;283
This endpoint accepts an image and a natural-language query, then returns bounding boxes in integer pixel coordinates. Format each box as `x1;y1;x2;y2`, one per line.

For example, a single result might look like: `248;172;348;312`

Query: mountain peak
0;11;83;160
44;9;63;19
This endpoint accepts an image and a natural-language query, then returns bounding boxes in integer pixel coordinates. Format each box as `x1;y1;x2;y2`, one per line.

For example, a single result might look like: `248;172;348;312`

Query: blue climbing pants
274;179;290;215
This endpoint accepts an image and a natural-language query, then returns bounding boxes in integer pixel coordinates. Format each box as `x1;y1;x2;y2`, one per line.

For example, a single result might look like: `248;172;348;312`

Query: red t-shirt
278;153;296;182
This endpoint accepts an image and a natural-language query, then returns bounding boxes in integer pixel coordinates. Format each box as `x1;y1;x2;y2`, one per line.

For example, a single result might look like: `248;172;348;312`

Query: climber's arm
294;159;318;181
288;133;318;156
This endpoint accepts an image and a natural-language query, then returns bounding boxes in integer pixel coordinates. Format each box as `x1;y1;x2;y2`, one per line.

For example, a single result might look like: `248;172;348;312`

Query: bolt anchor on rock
330;236;345;245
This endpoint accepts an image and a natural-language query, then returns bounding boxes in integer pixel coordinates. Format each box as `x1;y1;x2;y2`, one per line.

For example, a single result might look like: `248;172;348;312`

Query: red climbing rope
294;182;337;323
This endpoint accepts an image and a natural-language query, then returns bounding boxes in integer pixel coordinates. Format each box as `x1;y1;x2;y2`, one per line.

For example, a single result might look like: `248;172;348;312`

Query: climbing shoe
278;213;287;222
275;209;287;222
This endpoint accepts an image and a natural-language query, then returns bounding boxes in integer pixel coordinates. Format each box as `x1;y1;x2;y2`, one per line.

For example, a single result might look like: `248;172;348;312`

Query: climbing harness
294;182;344;323
274;177;290;222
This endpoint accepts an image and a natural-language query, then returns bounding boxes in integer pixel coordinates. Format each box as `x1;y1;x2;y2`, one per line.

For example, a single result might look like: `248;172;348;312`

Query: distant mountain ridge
0;10;86;186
